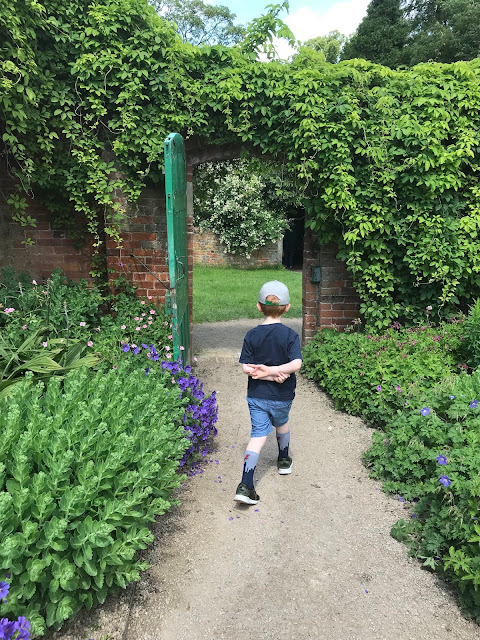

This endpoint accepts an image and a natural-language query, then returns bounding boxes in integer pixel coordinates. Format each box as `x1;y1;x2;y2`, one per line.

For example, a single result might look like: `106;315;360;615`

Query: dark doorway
283;208;305;270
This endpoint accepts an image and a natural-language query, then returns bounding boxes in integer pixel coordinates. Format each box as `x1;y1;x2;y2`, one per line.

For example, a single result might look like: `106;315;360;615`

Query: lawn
193;265;302;323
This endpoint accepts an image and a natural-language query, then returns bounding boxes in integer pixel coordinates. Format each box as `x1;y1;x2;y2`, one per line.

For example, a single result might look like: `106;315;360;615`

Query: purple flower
420;407;430;416
376;385;381;392
132;346;140;355
0;618;17;640
0;582;9;601
15;616;31;640
449;395;455;399
145;368;150;375
439;475;452;487
436;454;448;466
141;343;148;349
470;399;478;409
395;385;402;392
122;344;130;352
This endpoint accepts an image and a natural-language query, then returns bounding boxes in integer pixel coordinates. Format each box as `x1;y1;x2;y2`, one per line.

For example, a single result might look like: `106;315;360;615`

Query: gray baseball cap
258;281;290;305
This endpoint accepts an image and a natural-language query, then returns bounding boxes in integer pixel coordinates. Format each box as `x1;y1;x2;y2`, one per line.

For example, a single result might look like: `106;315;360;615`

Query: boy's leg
275;422;290;460
241;436;267;489
235;399;271;504
275;412;293;474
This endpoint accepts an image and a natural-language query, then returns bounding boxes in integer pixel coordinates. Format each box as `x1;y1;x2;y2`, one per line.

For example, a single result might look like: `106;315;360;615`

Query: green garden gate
164;132;190;365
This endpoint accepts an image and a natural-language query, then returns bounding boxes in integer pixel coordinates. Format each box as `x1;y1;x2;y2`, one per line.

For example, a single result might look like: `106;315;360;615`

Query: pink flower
148;320;152;325
22;324;27;330
87;341;93;347
136;327;141;331
96;326;101;332
121;325;126;330
180;346;185;351
164;321;168;326
42;341;48;348
141;301;145;305
168;335;173;340
142;324;147;328
134;317;140;321
4;308;14;314
141;313;146;317
113;365;117;370
149;309;155;315
193;357;198;362
171;377;176;383
166;352;172;359
32;280;37;285
148;296;153;300
165;346;171;351
80;322;86;327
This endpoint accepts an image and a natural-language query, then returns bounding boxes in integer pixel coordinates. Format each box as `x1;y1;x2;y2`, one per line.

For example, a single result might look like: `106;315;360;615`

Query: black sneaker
277;457;293;475
234;482;260;505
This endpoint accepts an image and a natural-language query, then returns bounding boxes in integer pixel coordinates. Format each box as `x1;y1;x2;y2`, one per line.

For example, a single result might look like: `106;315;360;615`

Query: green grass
193;265;302;323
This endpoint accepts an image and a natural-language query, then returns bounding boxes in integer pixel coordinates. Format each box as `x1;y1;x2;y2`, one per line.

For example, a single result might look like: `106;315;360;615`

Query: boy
235;280;302;505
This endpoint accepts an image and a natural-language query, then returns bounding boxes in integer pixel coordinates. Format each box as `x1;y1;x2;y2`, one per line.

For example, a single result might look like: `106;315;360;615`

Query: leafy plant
460;299;480;371
0;327;101;399
364;370;480;622
0;353;217;635
302;322;464;425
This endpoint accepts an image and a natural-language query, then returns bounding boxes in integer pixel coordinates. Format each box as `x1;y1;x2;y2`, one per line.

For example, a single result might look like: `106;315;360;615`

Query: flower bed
303;316;480;623
0;269;218;635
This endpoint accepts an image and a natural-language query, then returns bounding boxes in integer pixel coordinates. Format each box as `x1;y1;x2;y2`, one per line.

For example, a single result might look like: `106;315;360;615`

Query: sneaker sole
278;464;293;475
234;494;260;505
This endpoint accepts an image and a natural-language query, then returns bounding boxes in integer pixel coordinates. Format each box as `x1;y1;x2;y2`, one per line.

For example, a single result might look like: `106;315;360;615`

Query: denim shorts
247;396;293;437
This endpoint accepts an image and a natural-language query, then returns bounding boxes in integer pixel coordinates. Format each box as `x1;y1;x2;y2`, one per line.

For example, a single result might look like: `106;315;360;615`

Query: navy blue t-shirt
239;323;302;401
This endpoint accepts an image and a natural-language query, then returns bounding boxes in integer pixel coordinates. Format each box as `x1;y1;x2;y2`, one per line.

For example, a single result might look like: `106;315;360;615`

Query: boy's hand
273;371;290;384
248;364;273;379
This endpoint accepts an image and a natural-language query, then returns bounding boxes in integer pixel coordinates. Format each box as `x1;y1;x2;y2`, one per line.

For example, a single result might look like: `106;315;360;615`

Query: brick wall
302;227;361;343
106;184;169;307
193;228;282;268
0;167;94;282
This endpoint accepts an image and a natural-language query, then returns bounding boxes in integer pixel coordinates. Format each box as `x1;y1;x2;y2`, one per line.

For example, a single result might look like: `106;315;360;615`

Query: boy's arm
248;359;302;380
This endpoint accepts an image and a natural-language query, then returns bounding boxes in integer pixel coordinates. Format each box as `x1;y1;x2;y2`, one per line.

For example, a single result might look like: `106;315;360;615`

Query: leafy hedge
3;1;480;319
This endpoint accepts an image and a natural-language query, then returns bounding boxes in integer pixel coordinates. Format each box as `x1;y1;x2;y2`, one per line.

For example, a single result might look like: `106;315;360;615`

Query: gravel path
50;319;480;640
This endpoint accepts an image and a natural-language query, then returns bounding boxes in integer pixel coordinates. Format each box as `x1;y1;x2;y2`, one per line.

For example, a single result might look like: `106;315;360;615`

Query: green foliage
302;322;464;425
341;0;408;67
302;31;347;64
365;370;480;621
150;0;246;45
402;0;480;64
459;299;480;371
193;160;290;256
2;0;480;322
0;327;101;399
0;362;190;635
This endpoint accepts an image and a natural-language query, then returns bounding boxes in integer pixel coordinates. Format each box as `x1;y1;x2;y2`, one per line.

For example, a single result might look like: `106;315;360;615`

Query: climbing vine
2;0;480;324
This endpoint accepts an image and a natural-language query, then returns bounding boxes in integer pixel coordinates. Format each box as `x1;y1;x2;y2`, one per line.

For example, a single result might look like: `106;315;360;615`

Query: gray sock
276;431;290;459
241;450;259;489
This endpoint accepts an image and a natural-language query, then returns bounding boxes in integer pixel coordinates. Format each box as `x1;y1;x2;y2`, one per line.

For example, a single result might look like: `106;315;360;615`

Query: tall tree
402;0;480;63
341;0;409;66
150;0;246;45
302;30;347;63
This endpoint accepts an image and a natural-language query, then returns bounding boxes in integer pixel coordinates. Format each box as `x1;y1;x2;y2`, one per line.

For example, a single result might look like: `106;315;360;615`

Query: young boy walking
235;280;302;505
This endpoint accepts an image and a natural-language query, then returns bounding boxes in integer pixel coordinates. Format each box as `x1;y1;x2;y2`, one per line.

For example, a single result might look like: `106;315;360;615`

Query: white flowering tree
194;160;300;257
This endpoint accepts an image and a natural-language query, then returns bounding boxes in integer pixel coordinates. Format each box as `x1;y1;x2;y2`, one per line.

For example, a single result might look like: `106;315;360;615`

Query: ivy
1;1;480;324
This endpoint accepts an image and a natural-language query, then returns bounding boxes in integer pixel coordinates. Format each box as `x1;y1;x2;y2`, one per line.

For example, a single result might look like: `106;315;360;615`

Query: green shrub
364;370;480;622
0;361;190;635
302;323;464;425
460;299;480;370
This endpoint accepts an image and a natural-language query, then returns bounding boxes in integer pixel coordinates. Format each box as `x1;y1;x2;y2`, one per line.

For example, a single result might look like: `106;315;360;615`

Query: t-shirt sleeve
288;332;302;362
239;335;254;364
